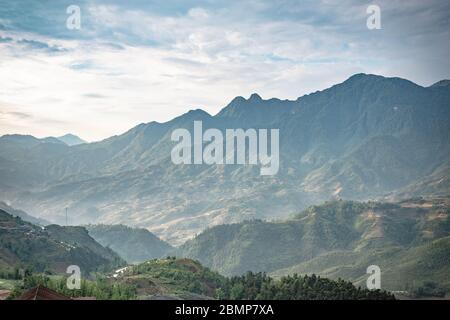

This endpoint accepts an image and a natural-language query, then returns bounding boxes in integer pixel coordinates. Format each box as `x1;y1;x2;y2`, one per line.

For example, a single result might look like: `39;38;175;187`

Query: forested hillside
178;198;450;293
0;209;124;273
8;258;393;300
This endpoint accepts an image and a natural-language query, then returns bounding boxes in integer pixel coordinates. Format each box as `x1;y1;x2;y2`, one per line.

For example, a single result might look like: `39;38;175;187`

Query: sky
0;0;449;141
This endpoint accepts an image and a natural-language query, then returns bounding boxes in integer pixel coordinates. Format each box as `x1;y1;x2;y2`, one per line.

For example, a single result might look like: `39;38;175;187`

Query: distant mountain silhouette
57;133;87;146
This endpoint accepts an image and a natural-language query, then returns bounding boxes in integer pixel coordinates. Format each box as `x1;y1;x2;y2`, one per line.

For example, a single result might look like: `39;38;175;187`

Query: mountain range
0;73;449;245
177;197;450;293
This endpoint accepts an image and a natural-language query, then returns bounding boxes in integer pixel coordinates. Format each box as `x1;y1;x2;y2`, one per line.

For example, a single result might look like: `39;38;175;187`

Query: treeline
410;281;447;298
216;272;395;300
4;264;395;300
0;267;22;280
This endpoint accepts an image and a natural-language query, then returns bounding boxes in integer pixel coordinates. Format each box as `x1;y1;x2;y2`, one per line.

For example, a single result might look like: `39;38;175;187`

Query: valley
0;196;448;299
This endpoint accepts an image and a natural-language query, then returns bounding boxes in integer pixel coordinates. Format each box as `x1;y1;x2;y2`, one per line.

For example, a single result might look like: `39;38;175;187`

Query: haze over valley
1;74;449;245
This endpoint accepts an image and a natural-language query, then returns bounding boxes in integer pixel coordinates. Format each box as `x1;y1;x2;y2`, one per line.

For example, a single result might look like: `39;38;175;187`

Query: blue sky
0;0;449;141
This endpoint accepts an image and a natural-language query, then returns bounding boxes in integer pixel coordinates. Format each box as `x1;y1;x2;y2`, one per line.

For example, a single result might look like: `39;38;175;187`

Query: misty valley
0;74;449;301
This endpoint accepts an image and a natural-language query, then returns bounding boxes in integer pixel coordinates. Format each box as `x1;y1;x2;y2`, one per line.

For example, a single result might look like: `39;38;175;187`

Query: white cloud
188;8;210;19
0;0;448;140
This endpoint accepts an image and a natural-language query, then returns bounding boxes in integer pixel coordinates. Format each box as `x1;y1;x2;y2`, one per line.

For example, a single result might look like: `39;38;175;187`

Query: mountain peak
59;133;78;139
223;93;263;109
186;108;210;116
430;79;450;88
339;73;422;92
169;108;211;125
228;96;246;105
344;73;384;83
0;134;38;142
249;93;262;101
57;133;87;146
182;109;211;120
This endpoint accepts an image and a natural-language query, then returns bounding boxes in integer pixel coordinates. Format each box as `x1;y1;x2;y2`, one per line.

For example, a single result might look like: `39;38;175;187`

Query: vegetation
0;210;125;274
119;257;227;298
1;197;448;299
410;282;447;298
4;258;394;300
0;267;22;280
7;269;136;300
178;198;450;295
220;272;394;300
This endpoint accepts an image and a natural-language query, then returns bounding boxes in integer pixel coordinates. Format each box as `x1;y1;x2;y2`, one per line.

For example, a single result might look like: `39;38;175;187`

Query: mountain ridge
0;73;449;244
177;197;450;292
0;209;125;273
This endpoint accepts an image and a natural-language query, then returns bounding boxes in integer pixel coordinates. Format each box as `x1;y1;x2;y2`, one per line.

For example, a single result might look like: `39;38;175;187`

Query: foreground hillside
1;74;449;244
178;198;450;293
8;258;392;300
86;224;173;263
0;209;124;273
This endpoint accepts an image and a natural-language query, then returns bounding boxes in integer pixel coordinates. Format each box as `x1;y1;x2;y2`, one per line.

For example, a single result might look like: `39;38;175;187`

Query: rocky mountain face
0;74;449;244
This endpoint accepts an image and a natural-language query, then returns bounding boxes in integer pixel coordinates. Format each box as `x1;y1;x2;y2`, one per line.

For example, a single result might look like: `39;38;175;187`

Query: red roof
16;285;71;300
0;290;11;300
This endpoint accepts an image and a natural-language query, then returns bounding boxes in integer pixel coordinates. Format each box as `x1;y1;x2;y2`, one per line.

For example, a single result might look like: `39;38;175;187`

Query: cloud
0;0;449;140
0;109;32;120
0;36;13;42
0;101;71;138
83;93;108;99
17;39;66;52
